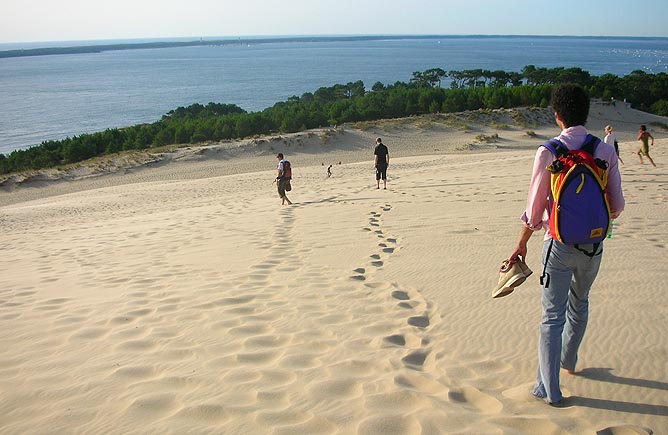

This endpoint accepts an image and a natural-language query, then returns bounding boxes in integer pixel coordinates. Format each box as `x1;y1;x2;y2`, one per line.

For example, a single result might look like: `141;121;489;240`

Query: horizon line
2;32;667;47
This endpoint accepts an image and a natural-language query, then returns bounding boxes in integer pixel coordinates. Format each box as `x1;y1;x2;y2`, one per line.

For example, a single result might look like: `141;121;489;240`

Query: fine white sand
1;101;667;434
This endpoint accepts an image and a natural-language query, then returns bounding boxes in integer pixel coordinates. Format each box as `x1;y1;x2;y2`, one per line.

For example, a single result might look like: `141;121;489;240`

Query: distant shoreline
0;36;439;58
2;34;666;59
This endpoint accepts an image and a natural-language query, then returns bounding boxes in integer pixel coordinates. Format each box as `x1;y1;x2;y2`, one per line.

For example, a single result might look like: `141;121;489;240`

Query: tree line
2;66;667;175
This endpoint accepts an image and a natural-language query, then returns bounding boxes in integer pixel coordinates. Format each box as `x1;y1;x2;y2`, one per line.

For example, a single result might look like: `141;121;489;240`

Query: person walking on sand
374;137;389;189
637;124;656;167
604;124;623;165
276;153;292;205
507;84;625;406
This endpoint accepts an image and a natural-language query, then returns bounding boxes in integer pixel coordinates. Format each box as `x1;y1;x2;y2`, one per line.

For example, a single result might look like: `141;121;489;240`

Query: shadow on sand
569;367;668;417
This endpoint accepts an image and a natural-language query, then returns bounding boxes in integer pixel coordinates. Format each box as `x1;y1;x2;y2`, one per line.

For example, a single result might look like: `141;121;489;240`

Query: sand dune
1;101;666;434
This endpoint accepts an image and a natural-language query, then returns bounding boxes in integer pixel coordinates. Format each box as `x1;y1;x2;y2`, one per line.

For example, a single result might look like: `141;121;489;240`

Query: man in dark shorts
374;137;389;189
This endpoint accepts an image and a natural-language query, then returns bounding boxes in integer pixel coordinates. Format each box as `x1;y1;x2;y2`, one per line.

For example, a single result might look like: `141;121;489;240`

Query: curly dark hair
551;84;590;127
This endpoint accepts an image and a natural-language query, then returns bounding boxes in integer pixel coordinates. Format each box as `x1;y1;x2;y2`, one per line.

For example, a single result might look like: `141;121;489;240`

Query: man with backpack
507;84;625;406
276;153;292;205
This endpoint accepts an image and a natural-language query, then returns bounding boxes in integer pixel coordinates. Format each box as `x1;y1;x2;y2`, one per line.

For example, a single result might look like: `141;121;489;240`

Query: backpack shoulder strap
580;134;601;155
541;138;567;157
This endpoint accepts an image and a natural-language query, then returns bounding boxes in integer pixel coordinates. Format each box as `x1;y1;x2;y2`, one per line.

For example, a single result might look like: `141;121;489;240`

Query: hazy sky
3;0;668;44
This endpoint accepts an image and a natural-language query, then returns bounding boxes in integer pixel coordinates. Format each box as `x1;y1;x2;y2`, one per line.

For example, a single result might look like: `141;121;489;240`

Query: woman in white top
604;125;624;165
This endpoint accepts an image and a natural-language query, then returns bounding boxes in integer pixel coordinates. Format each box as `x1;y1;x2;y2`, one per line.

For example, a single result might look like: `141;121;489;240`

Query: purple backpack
542;134;611;246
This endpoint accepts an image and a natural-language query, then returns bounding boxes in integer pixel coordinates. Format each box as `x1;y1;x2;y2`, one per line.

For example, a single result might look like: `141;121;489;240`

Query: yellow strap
576;173;585;194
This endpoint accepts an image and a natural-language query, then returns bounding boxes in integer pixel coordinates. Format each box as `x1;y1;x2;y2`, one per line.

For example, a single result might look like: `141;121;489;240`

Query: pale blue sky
3;0;667;44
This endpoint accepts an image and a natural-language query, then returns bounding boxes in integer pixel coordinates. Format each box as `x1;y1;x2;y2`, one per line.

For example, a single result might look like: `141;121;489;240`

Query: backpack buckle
547;160;564;173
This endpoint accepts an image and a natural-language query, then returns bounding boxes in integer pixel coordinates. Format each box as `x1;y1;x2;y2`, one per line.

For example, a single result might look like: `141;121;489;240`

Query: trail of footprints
352;204;513;422
354;204;436;374
358;206;396;275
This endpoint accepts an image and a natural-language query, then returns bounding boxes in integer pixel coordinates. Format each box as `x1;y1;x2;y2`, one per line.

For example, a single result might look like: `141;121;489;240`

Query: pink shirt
521;126;625;239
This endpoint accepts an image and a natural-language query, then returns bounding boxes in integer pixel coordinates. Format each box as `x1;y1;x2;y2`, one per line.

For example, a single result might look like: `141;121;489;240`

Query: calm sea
1;36;667;155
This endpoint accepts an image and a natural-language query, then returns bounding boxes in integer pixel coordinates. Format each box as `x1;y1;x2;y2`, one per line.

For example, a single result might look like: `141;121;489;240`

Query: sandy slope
1;101;666;434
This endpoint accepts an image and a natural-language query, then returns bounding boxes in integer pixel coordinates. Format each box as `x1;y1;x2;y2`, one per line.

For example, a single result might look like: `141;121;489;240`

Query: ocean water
1;36;667;155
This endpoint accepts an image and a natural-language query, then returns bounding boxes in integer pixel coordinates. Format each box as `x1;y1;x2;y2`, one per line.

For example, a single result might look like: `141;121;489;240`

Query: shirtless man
637;124;656;167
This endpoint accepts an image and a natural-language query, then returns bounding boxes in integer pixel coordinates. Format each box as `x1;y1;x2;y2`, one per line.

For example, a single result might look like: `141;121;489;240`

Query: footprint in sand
391;290;410;301
350;267;366;281
408;315;430;328
394;372;449;395
448;385;503;414
401;350;430;371
384;334;406;347
363;282;392;290
390;289;420;310
502;383;573;405
597;425;654;435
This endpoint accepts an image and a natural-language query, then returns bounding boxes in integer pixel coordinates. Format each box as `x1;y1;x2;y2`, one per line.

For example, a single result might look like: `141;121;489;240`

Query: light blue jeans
532;238;602;404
